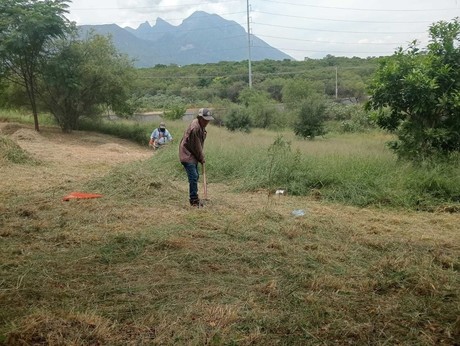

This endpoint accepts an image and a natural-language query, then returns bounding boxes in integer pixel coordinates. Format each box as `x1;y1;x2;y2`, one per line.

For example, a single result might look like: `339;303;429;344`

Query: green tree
164;105;186;120
40;34;135;132
238;88;277;128
0;0;71;131
257;77;286;102
282;79;317;110
367;18;460;160
293;96;327;140
224;105;252;132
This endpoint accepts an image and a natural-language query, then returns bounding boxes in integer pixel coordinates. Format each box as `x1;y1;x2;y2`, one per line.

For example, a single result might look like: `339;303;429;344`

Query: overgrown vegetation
0;0;72;131
1;124;459;344
151;124;460;210
40;33;135;132
367;18;460;161
2;3;459;163
293;97;328;139
77;118;150;145
1;3;460;342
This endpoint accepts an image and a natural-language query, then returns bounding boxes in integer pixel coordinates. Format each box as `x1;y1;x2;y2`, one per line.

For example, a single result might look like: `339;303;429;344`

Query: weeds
1;122;459;344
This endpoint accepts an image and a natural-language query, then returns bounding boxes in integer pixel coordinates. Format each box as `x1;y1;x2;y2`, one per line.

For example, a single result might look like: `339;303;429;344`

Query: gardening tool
202;162;208;201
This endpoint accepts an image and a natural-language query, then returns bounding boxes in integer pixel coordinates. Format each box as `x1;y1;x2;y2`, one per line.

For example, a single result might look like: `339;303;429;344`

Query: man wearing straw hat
178;108;214;207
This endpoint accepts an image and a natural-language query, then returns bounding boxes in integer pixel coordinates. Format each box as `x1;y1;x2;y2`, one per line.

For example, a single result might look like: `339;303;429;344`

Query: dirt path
0;122;152;195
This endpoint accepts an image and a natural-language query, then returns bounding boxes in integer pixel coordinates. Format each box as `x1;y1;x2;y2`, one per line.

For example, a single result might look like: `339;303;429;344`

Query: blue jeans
181;162;199;202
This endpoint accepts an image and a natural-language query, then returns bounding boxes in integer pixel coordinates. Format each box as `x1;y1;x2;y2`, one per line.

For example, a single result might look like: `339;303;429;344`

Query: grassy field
1;118;459;345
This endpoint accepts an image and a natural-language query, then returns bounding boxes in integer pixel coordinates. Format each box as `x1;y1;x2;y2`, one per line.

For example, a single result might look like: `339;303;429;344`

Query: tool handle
202;163;207;199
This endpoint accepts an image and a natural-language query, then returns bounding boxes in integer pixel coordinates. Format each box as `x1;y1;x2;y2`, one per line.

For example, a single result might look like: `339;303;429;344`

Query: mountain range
78;11;294;68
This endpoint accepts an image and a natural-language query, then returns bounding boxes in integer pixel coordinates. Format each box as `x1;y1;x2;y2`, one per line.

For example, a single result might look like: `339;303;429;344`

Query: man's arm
149;129;157;146
187;129;204;163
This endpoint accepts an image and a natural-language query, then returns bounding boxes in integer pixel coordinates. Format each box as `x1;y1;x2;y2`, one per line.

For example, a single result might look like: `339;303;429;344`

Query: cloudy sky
67;0;460;60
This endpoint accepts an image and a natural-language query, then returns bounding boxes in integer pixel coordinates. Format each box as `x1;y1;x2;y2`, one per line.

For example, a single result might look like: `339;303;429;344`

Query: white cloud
67;0;460;60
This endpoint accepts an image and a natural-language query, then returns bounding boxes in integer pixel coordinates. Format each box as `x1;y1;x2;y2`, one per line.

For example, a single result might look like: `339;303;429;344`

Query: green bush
367;19;460;160
164;105;186;120
293;98;327;139
224;106;252;132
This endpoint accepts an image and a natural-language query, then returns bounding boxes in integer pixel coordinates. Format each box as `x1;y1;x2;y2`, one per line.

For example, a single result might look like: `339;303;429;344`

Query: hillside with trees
1;2;459;344
1;0;459;161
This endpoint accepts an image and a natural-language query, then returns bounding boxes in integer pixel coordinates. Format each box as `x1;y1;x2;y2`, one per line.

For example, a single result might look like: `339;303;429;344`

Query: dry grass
1;122;459;345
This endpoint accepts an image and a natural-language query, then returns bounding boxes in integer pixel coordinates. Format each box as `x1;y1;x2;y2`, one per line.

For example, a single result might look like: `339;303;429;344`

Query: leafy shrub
163;105;186;120
367;19;460;160
224;106;252;132
324;100;351;121
136;94;188;112
293;98;327;139
339;106;375;133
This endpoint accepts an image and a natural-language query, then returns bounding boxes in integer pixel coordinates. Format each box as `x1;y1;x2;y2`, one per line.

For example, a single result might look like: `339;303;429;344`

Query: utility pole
335;66;338;99
246;0;252;88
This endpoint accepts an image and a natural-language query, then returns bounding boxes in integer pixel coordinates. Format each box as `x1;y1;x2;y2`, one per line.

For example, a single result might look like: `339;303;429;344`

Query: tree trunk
24;74;40;132
31;97;39;132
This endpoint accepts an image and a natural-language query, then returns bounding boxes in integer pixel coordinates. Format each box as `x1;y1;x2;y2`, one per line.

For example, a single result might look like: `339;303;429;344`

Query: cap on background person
159;122;166;129
198;108;214;121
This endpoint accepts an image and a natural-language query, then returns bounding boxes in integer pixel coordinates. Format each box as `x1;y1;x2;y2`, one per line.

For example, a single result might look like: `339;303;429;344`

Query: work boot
190;198;203;207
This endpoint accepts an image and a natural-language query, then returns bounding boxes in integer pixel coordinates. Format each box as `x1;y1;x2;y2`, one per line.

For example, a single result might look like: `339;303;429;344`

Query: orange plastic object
63;192;103;201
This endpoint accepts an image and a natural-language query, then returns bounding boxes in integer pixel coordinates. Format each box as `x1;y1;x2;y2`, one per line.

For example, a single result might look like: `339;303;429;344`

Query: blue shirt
151;128;173;145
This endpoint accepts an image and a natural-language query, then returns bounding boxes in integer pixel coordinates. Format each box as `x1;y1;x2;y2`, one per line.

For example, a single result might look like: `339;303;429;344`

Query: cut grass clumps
5;311;124;345
1;123;460;344
99;234;150;264
85;158;183;204
0;135;39;165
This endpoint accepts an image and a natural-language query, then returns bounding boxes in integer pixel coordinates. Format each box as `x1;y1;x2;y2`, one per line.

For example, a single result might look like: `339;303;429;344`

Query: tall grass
3;111;458;210
77;118;151;145
77;117;192;147
0;109;56;126
151;125;460;210
2;119;459;345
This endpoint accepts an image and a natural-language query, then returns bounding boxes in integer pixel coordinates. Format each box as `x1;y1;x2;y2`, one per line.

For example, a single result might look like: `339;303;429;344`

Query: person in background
179;108;214;207
149;122;173;150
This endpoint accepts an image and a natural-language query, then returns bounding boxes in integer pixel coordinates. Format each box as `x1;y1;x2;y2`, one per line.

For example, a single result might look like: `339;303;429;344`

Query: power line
67;1;455;61
70;0;241;11
70;0;459;12
252;10;437;24
252;21;427;34
258;0;459;12
256;34;417;46
253;45;391;55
